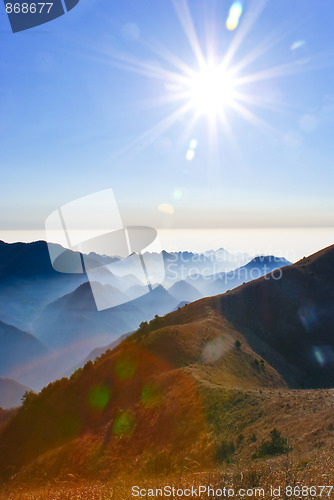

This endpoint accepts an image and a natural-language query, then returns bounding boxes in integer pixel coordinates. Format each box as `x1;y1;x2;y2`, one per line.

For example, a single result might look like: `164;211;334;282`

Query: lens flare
189;138;198;150
158;203;175;215
290;40;305;51
298;304;318;332
226;2;243;31
115;356;137;380
202;336;230;364
88;385;110;410
100;0;308;162
113;411;135;437
141;383;163;408
173;188;183;200
313;346;334;368
186;149;195;161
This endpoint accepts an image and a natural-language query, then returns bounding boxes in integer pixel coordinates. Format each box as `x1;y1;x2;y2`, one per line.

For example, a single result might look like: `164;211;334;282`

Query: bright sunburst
186;64;236;116
97;0;316;160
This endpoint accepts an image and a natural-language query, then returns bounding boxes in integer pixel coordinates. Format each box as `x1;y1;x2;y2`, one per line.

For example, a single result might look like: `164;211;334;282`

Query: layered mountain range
0;241;290;391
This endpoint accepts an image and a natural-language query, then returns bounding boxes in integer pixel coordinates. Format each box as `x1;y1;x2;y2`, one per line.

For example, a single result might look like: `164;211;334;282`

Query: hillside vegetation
0;245;333;493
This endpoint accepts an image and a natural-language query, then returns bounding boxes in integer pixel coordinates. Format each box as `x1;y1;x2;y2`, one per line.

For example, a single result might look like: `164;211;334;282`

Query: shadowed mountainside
33;283;179;368
214;246;334;387
167;280;203;302
0;241;87;331
0;321;50;387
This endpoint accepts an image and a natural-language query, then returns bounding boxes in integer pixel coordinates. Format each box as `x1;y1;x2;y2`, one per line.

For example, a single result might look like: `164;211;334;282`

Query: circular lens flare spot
88;385;110;410
158;203;175;215
186;149;195;161
202;336;230;364
113;411;135;437
173;187;183;200
115;357;137;380
189;138;198;150
141;383;163;408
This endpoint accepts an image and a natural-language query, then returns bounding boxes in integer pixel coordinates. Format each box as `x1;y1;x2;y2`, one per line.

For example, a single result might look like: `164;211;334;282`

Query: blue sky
1;0;334;233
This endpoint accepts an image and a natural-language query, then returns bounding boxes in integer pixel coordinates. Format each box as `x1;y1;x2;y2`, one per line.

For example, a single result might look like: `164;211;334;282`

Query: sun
187;64;236;116
101;0;297;158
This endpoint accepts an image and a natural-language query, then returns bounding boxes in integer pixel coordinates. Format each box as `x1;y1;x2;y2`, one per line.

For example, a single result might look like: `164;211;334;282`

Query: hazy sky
1;0;334;234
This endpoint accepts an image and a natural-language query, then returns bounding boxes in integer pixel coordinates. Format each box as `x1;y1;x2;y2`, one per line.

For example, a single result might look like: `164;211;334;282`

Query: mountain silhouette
167;279;203;302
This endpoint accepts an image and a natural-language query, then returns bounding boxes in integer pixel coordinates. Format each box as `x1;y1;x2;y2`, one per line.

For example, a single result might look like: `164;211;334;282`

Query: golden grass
1;458;333;500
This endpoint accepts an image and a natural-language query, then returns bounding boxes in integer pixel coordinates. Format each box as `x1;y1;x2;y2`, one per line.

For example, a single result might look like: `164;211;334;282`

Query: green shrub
253;359;260;369
252;428;291;459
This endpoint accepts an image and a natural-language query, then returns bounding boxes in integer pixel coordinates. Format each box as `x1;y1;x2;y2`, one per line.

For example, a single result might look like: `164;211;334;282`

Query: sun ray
108;101;194;162
235;48;334;87
229;20;301;77
228;99;279;139
137;36;197;80
172;0;206;69
221;0;268;71
233;90;294;115
70;0;334;171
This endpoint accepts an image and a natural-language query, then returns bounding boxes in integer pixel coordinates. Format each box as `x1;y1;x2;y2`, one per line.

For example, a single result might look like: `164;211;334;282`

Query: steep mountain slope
186;256;291;297
0;241;87;330
168;280;203;302
0;321;50;387
33;282;143;358
129;284;179;316
33;282;179;367
0;245;333;482
0;379;30;409
213;246;334;387
66;332;131;376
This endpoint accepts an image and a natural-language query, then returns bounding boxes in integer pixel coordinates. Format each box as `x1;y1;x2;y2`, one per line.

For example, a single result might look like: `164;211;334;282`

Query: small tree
235;340;242;350
250;433;257;443
253;359;260;369
139;321;148;333
21;390;36;407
